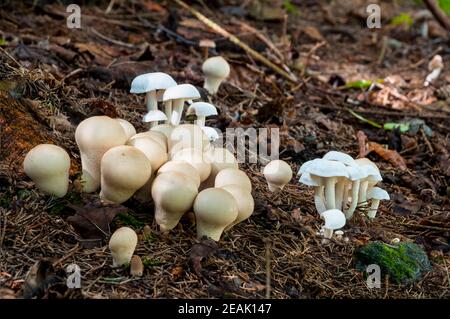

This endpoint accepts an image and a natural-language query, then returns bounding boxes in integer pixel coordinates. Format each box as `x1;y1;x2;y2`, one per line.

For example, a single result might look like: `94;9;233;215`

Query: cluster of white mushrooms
298;151;390;238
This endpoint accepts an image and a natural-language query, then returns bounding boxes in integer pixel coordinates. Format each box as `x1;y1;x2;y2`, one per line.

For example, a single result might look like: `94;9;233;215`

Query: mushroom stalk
358;180;369;206
323;228;334;239
146;90;157;111
204;76;222;95
335;178;346;211
367;199;380;219
324;177;337;210
195;115;206;127
164;100;172;124
314;186;326;213
345;180;360;219
171;99;185;125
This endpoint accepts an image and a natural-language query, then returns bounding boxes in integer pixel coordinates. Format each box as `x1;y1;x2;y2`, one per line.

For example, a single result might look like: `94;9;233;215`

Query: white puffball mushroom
75;116;128;193
193;188;238;241
202;56;230;95
424;55;443;87
151;124;175;141
126;136;168;171
108;227;138;267
151;171;198;232
214;168;252;192
263;160;293;192
23;144;71;198
320;209;346;239
100;145;152;203
116;119;136;140
168;124;210;157
130;255;144;277
220;184;254;229
202;147;238;189
171;148;211;182
157;161;201;188
129;131;167;153
367;187;390;219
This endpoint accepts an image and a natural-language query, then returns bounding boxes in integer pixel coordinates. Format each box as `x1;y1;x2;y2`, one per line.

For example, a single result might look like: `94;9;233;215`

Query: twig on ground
423;0;450;31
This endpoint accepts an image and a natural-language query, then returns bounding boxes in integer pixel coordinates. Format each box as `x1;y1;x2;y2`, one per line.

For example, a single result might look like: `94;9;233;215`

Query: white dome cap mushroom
201;127;221;143
214;168;252;192
157;161;201;188
320;209;346;239
23;144;71;198
186;102;218;127
367;187;390;219
202;147;238;189
100;145;152;203
322;151;357;167
171;148;211;182
298;172;326;213
342;165;368;219
163;84;201;125
263;160;293;193
108;227;138;267
151;171;198;232
130;72;177;127
115;119;136;140
202;56;230;95
193;188;238;241
220;184;254;229
75;116;128;193
355;158;382;206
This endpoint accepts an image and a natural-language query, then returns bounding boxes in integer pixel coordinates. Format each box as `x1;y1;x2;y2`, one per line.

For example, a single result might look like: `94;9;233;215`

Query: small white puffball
263;160;293;192
201;147;238;189
171;148;211;182
220;184;254;229
100;145;152;203
129;131;168;152
109;227;138;267
23;144;71;198
126;136;168;171
193;188;238;241
157;161;201;188
214;168;252;192
168;124;210;157
151;171;198;232
202;56;230;95
116;119;136;140
75;116;128;193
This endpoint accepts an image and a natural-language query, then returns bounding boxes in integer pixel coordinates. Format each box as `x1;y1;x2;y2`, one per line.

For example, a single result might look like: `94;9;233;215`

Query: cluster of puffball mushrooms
298;151;390;239
22;55;390;270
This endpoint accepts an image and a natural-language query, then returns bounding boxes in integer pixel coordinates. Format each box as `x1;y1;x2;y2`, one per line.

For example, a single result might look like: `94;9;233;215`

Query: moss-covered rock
354;241;431;285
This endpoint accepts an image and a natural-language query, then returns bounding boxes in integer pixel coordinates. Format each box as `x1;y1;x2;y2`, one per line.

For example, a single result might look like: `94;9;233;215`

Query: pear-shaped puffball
116;119;136;140
157;161;201;188
168;124;210;157
126;136;168;171
109;227;138;267
129;131;167;152
202;56;230;95
150;124;174;141
202;147;238;189
151;171;198;232
75;116;128;192
23;144;71;198
100;145;152;203
214;168;252;192
171;148;211;182
194;188;238;241
263;160;293;192
130;255;144;277
220;184;254;229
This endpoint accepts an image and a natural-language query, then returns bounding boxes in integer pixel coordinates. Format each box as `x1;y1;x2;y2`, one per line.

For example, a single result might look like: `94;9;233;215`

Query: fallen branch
423;0;450;31
173;0;298;83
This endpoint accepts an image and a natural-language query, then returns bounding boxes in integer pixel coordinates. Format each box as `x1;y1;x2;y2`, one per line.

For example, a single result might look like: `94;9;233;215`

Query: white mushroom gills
108;227;138;267
23;144;71;198
202;56;230;95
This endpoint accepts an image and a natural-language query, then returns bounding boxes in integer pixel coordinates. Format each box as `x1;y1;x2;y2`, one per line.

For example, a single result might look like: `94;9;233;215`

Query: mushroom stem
335;178;345;211
146;90;157;112
367;199;380;219
313;186;326;213
323;228;334;239
164;100;172;124
171;99;185;125
358;180;369;206
195;116;206;127
324;177;337;210
342;183;350;210
345;180;360;219
204;76;223;95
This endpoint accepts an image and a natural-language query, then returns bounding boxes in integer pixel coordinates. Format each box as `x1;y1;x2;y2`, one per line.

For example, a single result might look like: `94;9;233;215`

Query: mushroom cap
298;172;322;186
320;209;346;230
126;137;168;171
129;131;167;152
355;158;382;181
193;188;238;240
108;227;138;266
143;110;168;123
157;161;201;188
305;158;349;178
202;147;238;188
367;187;390;200
186;102;218;117
215;168;252;192
100;145;152;203
322;151;356;167
130;255;144;277
202;56;230;78
220;184;254;227
297;159;319;175
263;160;293;186
162;84;201;101
23;144;71;198
428;55;443;71
130;72;177;94
115;119;136;140
346;165;368;181
199;39;216;48
201;126;220;142
171;147;211;182
150;124;174;140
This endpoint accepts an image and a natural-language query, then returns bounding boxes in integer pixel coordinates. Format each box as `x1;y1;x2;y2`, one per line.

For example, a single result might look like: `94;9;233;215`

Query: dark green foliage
354;241;432;285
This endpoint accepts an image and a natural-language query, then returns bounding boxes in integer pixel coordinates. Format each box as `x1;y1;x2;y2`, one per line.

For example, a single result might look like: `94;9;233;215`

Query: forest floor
0;0;449;299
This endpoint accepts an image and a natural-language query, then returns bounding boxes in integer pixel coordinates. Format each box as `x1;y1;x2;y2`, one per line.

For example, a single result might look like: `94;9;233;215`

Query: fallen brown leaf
367;142;407;171
189;237;218;275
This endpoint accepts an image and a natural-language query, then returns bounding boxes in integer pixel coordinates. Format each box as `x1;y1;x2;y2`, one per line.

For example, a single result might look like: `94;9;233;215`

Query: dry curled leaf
367;142;407;171
189;237;218;275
